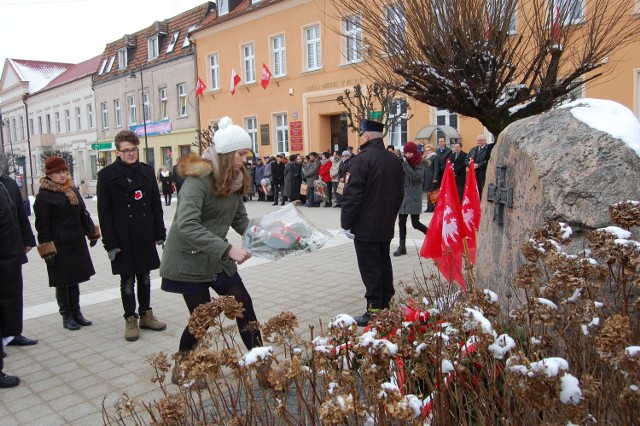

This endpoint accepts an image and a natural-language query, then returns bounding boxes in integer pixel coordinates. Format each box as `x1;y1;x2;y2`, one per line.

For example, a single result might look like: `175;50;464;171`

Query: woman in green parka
160;117;263;384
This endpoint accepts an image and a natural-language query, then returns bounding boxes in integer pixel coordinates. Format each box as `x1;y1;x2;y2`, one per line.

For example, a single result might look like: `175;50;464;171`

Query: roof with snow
37;55;103;93
197;0;283;30
7;58;74;93
92;2;216;85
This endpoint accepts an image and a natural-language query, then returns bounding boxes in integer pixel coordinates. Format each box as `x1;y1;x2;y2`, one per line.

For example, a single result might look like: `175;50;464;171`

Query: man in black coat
341;119;404;327
449;142;467;202
97;130;167;342
271;154;286;206
0;172;37;387
435;137;452;183
465;134;492;199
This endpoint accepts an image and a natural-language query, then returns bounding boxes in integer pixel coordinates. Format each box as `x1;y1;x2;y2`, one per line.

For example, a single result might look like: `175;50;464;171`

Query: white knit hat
213;116;252;154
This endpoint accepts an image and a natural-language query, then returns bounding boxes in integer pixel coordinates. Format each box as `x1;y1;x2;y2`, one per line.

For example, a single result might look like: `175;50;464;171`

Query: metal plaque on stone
486;165;513;225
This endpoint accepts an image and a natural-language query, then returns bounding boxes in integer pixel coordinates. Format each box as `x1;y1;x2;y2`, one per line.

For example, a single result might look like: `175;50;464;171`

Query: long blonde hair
213;151;250;197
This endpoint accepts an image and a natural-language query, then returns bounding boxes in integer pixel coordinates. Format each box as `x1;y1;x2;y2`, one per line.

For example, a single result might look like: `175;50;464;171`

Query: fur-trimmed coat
159;153;250;283
34;178;96;287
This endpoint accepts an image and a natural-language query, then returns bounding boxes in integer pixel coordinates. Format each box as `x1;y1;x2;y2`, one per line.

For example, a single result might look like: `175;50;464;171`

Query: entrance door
329;113;348;154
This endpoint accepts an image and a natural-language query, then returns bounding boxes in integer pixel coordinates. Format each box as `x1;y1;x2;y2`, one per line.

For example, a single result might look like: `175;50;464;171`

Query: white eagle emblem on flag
442;205;460;247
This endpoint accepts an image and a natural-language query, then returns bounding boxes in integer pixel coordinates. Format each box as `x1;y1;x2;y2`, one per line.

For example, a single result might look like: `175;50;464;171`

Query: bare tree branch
330;0;640;136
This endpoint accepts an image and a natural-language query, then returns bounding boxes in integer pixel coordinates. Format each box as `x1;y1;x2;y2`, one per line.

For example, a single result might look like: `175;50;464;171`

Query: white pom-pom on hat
213;116;252;154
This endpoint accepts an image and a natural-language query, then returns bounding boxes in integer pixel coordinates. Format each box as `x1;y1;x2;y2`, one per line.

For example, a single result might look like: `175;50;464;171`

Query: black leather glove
44;255;55;266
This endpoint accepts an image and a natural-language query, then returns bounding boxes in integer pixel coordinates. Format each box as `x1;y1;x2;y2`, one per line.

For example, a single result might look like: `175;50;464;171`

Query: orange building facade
190;0;639;156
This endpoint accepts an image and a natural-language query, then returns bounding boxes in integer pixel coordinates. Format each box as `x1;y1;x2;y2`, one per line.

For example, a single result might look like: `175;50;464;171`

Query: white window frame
344;14;363;63
183;25;196;48
148;36;159;60
75;106;82;130
18;115;24;139
274;113;289;153
209;53;220;90
37;116;43;134
271;34;286;78
101;103;109;130
242;43;256;83
177;83;188;117
128;95;137;125
117;49;128;70
106;56;115;73
143;92;150;122
98;59;107;75
244;116;258;153
114;99;122;127
166;31;180;53
87;104;94;128
159;88;168;119
305;24;322;71
388;98;408;147
55;112;61;133
218;0;229;16
552;0;585;26
65;110;71;132
385;4;406;56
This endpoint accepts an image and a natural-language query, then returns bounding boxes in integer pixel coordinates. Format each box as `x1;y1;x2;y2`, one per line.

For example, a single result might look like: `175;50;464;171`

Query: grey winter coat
399;161;425;215
303;160;319;186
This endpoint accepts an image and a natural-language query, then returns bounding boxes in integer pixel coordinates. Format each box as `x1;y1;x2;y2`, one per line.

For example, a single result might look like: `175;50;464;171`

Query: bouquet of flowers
261;178;272;196
242;203;329;260
314;179;327;201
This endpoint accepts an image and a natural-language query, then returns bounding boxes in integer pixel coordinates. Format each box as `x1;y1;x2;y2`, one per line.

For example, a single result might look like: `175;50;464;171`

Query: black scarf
115;158;140;182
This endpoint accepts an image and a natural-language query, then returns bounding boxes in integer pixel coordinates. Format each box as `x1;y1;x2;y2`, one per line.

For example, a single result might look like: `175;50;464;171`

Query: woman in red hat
34;156;100;330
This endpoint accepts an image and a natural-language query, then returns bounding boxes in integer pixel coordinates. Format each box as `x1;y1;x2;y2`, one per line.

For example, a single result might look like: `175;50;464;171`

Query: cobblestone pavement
0;195;434;425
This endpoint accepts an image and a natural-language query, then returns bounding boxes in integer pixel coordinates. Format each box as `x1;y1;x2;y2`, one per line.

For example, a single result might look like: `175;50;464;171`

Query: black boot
353;303;381;327
68;284;92;326
393;239;406;257
56;287;80;330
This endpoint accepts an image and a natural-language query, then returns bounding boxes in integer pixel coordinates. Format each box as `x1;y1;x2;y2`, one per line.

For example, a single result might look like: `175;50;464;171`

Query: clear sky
0;0;205;72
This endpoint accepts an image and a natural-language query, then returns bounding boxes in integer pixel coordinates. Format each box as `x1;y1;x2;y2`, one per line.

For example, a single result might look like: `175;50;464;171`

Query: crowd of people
0;118;492;389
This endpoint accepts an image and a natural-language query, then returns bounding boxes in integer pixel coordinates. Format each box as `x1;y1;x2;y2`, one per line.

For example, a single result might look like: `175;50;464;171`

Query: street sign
90;142;115;151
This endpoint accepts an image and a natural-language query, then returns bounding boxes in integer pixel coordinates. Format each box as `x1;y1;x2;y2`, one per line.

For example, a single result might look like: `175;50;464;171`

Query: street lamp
128;63;149;160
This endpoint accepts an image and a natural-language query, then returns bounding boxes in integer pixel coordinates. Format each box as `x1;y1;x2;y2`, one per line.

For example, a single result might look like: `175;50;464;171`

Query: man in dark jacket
449;142;467;202
341;119;404;327
271;154;286;206
97;130;167;342
0;172;37;387
172;157;184;193
465;134;492;199
435;137;452;182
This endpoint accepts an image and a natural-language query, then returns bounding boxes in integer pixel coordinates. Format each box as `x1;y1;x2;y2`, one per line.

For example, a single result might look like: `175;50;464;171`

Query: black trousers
397;214;427;240
354;240;394;309
120;272;151;319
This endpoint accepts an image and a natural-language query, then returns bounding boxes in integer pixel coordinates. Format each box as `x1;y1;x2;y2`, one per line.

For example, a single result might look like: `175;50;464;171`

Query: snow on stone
464;308;497;337
560;98;640;157
560;373;583;405
547;239;563;251
489;334;516;359
536;298;558;310
625;346;640;357
614;239;640;249
239;346;273;366
329;314;357;329
559;222;573;240
594;301;604;308
599;226;632;239
483;289;498;302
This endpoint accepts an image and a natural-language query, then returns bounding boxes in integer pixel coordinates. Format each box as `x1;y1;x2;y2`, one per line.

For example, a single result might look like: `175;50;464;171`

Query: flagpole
462;238;475;291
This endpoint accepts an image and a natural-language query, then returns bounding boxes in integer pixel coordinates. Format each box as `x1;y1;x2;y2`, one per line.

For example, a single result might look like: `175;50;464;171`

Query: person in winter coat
34;157;100;331
253;157;265;201
0;172;37;388
172;158;185;193
448;142;467;202
159;117;263;386
422;144;440;212
393;142;428;257
303;152;320;207
158;166;174;206
465;134;492;199
341;119;403;327
262;156;273;202
318;152;333;207
97;130;167;342
282;154;301;203
330;152;343;207
271;154;285;205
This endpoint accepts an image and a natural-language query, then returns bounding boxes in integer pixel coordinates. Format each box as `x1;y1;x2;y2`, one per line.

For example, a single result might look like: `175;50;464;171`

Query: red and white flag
260;63;273;89
461;159;482;264
230;69;241;95
552;4;561;41
421;159;467;290
195;77;207;97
